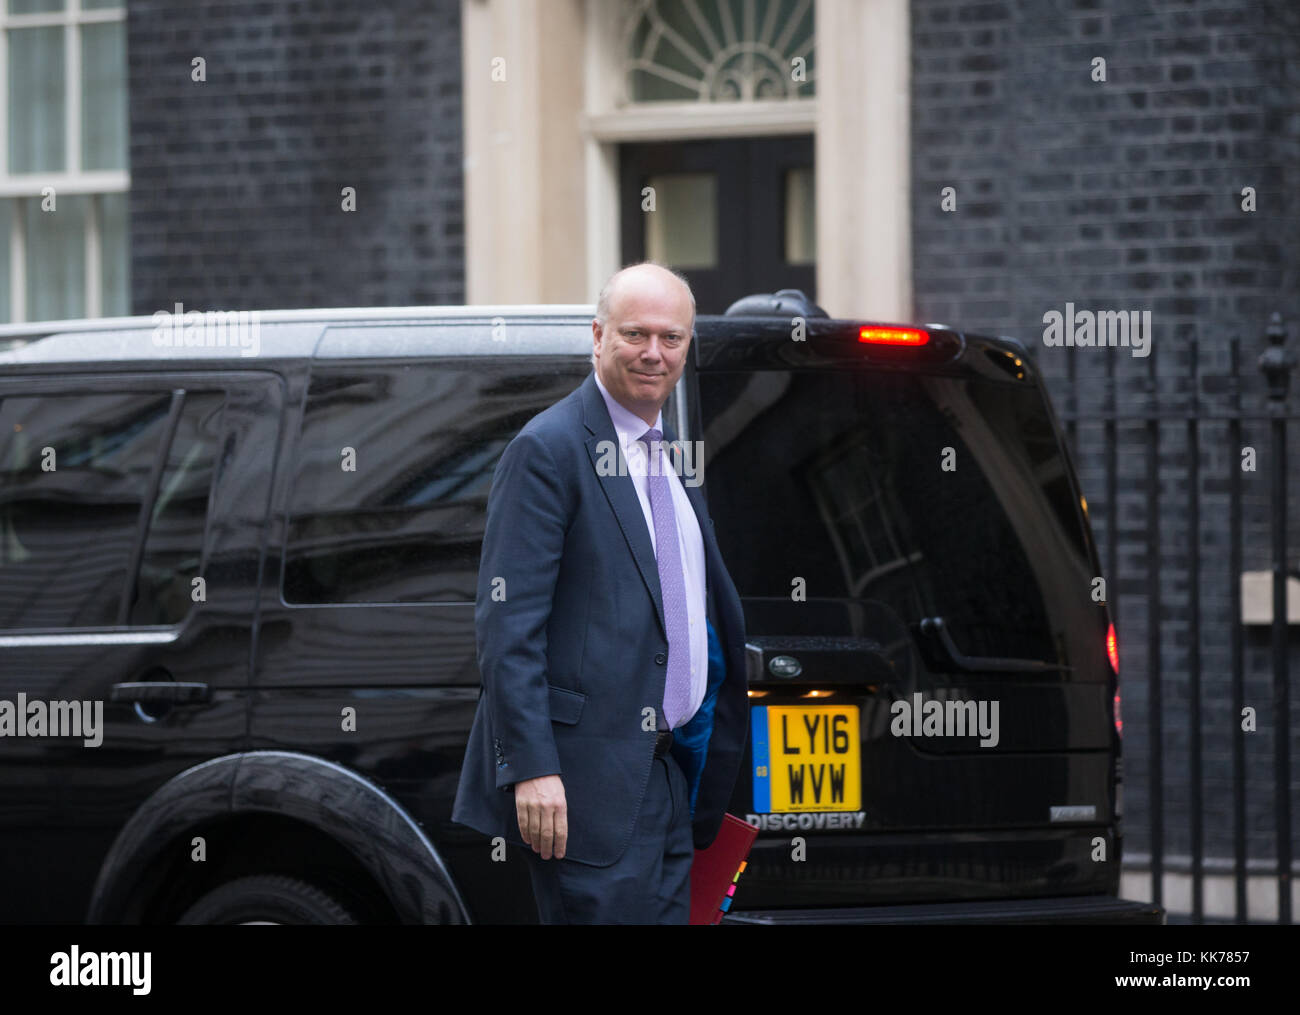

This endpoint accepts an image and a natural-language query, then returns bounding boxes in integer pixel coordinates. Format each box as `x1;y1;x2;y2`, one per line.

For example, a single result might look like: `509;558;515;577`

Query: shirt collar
593;370;664;447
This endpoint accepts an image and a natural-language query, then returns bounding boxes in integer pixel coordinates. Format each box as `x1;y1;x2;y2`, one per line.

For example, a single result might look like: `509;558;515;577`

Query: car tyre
177;874;357;925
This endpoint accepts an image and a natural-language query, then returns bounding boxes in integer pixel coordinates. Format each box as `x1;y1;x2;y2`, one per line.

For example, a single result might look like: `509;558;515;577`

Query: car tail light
859;326;929;346
1108;620;1121;736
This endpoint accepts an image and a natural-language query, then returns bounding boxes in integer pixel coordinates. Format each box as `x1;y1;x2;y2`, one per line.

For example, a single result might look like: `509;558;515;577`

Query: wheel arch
87;750;470;924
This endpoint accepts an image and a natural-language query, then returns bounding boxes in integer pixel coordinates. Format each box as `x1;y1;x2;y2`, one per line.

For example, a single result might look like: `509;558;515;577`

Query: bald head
595;262;696;333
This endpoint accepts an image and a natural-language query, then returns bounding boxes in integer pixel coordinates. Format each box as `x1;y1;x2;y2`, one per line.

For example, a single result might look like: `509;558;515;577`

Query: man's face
592;271;693;425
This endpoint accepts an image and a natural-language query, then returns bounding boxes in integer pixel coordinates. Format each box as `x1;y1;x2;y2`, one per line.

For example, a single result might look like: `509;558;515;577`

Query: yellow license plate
751;705;860;812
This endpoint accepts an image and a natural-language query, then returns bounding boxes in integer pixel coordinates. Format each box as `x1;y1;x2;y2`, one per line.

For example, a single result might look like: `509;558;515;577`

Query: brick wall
126;0;465;312
911;0;1300;877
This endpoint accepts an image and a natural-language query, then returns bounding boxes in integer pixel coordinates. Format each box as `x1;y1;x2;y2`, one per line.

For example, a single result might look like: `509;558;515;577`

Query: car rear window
697;367;1091;663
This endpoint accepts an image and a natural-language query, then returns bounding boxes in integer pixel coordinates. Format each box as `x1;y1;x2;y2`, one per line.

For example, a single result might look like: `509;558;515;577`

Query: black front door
619;135;816;315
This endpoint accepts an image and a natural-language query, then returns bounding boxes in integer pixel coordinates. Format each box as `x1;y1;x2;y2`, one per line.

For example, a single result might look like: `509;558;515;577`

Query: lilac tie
638;427;691;730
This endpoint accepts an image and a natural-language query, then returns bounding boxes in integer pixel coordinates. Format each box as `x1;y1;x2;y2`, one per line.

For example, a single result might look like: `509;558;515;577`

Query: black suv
0;293;1162;924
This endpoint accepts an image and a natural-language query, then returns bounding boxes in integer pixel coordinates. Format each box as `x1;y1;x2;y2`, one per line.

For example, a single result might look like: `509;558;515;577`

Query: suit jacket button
655;652;667;665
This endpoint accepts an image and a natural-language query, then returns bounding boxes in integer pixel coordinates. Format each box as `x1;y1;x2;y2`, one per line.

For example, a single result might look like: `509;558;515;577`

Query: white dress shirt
593;371;707;729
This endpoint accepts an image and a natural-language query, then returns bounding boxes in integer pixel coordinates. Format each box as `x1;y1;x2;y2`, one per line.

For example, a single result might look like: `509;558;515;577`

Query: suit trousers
522;751;693;924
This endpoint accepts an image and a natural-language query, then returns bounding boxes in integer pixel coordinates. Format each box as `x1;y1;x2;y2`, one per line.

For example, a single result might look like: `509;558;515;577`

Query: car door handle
110;681;212;705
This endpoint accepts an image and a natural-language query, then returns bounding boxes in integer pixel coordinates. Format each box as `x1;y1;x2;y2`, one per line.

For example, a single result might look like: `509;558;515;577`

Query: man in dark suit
451;261;750;924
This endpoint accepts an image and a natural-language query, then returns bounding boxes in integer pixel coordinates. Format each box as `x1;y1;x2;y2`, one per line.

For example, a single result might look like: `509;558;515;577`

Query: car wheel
177;874;357;925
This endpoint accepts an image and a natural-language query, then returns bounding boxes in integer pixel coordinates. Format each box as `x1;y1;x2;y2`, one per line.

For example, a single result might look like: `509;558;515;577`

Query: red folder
689;813;758;925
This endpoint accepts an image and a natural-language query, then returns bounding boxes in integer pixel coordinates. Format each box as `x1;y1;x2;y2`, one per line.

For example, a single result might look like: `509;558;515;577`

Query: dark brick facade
911;0;1300;877
126;0;465;312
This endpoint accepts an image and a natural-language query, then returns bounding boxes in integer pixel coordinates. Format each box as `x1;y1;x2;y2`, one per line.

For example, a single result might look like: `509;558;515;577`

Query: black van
0;294;1162;924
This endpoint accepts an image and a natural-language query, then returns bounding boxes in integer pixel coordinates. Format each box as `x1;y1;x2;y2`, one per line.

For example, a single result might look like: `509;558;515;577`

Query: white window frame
583;0;817;141
0;0;129;322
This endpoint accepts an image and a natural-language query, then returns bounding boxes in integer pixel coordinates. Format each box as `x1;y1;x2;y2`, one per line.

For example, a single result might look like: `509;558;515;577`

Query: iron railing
1055;312;1295;924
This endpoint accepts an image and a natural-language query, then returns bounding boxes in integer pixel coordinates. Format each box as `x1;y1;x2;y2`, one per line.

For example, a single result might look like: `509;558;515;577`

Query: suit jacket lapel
581;374;666;636
581;374;729;646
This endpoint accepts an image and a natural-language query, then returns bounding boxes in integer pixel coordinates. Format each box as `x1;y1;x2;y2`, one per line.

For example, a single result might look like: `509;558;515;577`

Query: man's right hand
514;774;568;859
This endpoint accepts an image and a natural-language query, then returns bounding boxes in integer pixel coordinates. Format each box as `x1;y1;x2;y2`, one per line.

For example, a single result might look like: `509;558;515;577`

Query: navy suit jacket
451;371;750;867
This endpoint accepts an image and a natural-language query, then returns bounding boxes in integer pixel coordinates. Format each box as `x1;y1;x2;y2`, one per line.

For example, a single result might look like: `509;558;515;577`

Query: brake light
1108;620;1121;736
859;326;929;346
